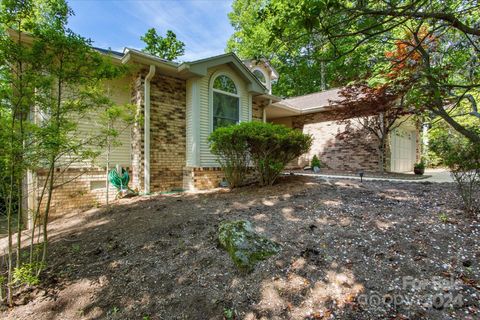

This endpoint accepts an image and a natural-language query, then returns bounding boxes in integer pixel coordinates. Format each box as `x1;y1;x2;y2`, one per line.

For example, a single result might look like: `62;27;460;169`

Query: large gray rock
218;220;281;271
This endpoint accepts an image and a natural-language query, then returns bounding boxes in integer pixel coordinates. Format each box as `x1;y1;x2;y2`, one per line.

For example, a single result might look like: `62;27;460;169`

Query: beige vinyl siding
198;65;250;167
68;76;133;169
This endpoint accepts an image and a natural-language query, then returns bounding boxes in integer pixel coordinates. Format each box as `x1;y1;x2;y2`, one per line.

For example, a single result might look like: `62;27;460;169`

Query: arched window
253;69;266;84
212;75;239;130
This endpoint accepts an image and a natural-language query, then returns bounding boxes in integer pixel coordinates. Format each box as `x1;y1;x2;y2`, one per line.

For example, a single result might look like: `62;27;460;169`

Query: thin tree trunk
16;178;22;269
106;133;110;206
41;68;63;269
16;111;25;269
40;159;55;268
30;170;50;264
379;142;385;173
6;175;14;306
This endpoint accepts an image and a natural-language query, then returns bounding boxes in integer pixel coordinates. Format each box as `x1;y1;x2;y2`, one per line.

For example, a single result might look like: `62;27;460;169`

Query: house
266;88;421;172
26;49;420;217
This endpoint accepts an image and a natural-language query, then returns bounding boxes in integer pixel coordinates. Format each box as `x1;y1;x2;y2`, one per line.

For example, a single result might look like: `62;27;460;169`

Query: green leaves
228;0;480;143
209;122;312;186
140;28;185;61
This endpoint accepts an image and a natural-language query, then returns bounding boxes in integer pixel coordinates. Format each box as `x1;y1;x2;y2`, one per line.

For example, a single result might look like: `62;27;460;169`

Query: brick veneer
131;71;187;192
183;167;259;190
35;168;121;218
131;75;144;189
183;167;225;190
252;97;268;121
289;111;384;171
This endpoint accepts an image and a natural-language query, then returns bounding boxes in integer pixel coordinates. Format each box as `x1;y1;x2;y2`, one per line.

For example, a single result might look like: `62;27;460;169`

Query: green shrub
208;125;249;188
311;155;321;168
430;125;480;215
209;122;312;187
242;122;312;185
414;161;425;170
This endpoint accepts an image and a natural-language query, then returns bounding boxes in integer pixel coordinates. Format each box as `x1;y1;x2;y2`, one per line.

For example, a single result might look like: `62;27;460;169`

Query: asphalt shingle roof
280;88;342;110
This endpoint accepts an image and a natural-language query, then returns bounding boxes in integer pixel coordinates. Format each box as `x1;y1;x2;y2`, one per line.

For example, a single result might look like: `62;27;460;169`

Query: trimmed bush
209;122;312;187
208;125;249;188
242;122;312;185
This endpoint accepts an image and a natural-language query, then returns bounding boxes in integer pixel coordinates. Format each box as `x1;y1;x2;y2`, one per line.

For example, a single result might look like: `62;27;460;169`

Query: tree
140;28;185;61
429;119;480;215
0;0;125;305
334;84;412;172
33;24;123;269
228;0;480;143
227;0;384;97
0;0;48;304
98;103;136;205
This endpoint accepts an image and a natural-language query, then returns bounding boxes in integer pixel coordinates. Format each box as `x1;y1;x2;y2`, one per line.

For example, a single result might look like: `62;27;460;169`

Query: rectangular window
213;91;239;130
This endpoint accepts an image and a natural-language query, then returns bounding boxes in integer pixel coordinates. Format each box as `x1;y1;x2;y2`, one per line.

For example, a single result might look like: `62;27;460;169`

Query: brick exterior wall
183;167;259;190
131;71;187;192
183;167;225;190
288;111;384;172
131;75;144;190
252;97;267;121
35;168;121;218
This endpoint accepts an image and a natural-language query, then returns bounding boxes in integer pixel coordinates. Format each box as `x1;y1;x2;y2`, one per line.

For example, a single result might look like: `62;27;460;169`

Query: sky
67;0;235;61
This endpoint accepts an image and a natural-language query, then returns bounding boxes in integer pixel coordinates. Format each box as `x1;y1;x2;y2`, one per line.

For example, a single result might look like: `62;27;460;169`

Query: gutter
144;65;156;194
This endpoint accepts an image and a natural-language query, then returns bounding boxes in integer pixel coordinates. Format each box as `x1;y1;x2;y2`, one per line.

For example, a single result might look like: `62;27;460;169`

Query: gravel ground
1;175;479;320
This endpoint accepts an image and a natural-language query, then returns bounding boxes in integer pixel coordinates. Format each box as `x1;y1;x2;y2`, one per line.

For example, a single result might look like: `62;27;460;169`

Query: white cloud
116;0;234;61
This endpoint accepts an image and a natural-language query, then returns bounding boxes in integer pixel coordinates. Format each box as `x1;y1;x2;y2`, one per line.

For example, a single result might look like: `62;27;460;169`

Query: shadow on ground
1;176;479;320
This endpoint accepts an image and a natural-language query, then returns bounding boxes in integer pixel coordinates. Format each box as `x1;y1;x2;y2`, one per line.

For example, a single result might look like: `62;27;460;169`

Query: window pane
213;75;237;94
213;117;237;129
213;91;239;130
253;70;266;84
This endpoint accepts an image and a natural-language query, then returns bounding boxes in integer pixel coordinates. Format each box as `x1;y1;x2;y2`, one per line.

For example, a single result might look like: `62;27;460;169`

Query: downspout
144;65;156;194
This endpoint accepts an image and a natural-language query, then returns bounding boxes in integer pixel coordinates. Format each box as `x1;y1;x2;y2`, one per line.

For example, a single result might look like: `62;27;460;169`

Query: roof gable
179;53;267;94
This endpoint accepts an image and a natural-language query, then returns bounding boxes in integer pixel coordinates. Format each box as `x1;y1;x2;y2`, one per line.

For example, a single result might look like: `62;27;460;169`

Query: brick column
131;72;145;191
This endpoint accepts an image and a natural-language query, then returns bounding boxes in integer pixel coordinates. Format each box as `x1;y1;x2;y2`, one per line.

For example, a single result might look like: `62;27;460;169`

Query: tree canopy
140;28;185;61
227;0;480;143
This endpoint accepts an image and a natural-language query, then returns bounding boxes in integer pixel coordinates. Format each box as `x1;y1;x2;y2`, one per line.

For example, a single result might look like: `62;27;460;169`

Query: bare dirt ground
1;175;479;320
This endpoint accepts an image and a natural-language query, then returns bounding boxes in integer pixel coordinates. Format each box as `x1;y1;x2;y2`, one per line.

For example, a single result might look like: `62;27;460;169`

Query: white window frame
209;71;241;132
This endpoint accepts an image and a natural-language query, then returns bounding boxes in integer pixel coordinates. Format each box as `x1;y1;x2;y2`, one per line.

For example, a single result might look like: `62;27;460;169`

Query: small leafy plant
414;161;425;170
13;262;44;286
223;307;235;320
311;155;321;169
438;212;449;223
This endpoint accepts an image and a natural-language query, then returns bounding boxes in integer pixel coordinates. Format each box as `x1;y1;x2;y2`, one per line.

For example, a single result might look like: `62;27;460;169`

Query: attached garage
390;127;417;173
265;89;421;173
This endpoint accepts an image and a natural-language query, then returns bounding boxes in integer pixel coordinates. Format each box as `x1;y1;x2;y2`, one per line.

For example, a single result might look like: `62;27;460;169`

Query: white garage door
390;128;416;172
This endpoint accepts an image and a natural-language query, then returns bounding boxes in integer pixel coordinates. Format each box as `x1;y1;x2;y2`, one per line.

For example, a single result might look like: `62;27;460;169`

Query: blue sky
67;0;235;61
